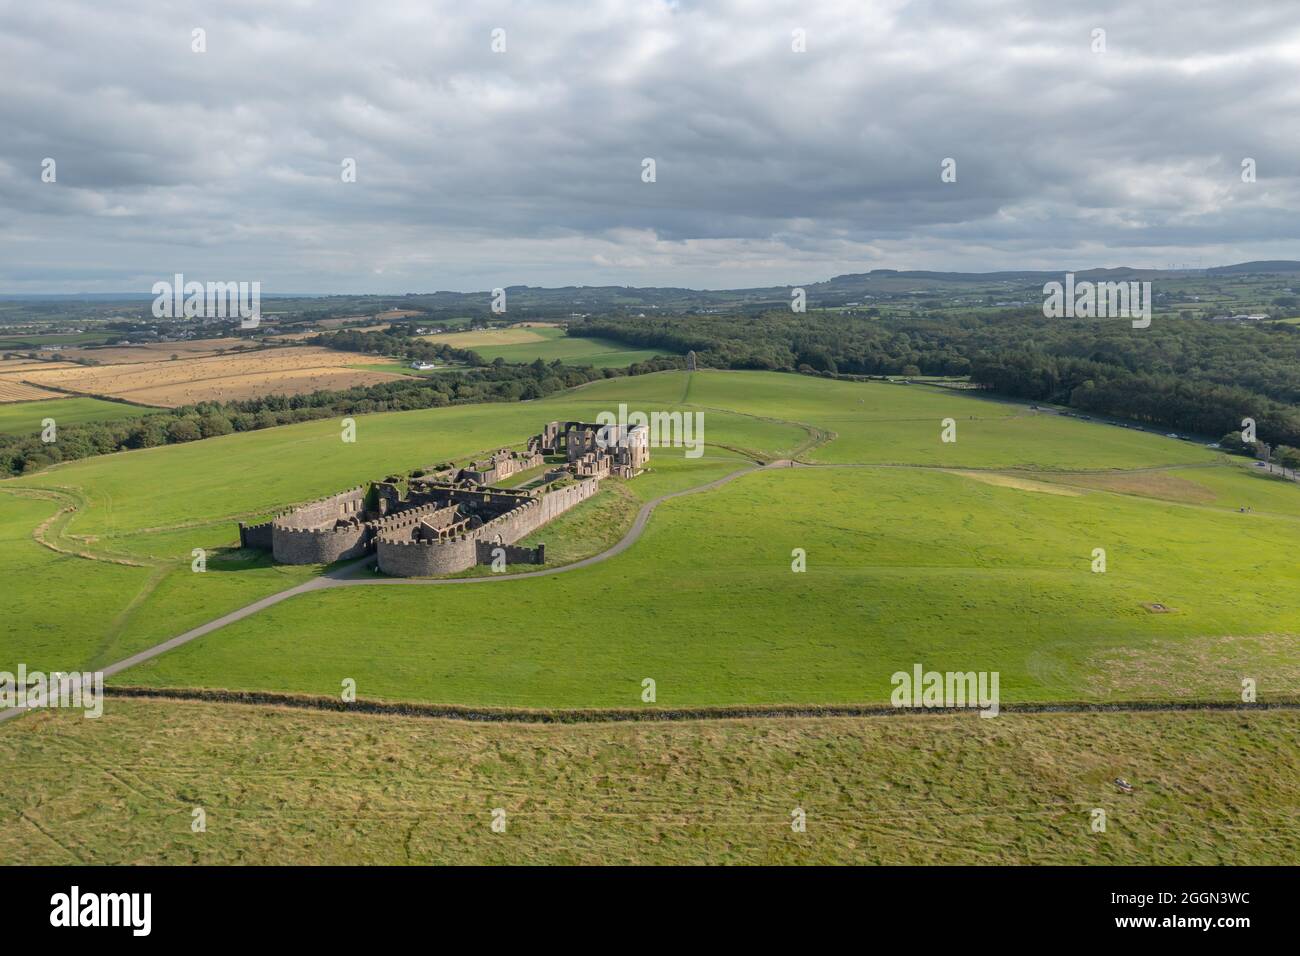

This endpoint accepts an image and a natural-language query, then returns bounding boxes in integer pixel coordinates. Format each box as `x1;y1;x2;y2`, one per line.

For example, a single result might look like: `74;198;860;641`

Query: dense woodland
575;311;1300;448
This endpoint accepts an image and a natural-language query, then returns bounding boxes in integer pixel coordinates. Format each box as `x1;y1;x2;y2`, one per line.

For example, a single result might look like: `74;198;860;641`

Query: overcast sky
1;0;1298;294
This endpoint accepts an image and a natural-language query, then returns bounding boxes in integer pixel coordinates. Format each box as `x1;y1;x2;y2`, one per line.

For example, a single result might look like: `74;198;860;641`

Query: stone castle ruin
238;420;648;577
541;420;650;478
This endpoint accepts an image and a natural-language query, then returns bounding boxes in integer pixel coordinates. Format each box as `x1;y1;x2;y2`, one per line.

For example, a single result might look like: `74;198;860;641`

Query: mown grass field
6;395;801;537
3;700;1295;864
346;361;454;377
0;396;146;435
423;326;672;366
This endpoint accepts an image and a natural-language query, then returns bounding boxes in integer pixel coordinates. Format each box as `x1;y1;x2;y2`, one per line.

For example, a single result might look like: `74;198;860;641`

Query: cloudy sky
1;0;1298;293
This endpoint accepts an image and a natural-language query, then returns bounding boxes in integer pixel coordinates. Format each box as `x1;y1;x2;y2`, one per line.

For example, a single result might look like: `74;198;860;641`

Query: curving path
0;459;784;724
331;459;789;587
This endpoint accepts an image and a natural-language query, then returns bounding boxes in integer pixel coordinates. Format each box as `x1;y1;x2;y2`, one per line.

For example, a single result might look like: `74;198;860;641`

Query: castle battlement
240;423;636;576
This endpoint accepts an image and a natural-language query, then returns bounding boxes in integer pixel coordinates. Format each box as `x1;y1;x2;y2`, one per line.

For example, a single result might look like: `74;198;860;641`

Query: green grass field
4;369;1294;705
3;369;1297;865
3;700;1295;864
345;361;455;377
121;461;1300;707
424;327;672;366
0;331;115;348
0;396;146;435
0;379;801;678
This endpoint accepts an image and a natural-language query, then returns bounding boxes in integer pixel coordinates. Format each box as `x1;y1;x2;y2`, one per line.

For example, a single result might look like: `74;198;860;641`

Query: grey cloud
0;0;1297;292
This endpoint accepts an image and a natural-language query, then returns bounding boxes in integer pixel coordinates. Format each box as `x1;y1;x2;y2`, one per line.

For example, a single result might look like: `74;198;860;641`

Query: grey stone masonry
237;420;644;575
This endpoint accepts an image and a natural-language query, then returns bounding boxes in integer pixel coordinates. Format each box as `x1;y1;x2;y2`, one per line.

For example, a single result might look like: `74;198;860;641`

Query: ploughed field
3;370;1298;865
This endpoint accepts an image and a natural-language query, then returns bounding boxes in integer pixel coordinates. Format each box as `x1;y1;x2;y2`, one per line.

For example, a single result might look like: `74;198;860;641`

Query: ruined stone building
540;420;650;479
456;446;543;485
237;420;647;577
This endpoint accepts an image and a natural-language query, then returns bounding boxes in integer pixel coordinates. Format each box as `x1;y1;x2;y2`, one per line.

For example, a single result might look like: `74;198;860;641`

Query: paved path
0;460;778;724
331;459;782;588
9;453;1289;726
1259;461;1300;483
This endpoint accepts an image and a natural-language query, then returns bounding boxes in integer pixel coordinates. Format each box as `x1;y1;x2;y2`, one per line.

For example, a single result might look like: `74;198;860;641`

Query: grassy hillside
0;490;319;676
3;700;1295;865
0;396;145;435
6;386;804;537
124;463;1300;706
3;370;1296;708
423;327;671;366
0;379;803;676
2;368;1298;867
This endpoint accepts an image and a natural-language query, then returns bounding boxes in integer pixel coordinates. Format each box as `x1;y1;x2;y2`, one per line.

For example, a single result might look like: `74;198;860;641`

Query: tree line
574;311;1300;447
0;358;676;477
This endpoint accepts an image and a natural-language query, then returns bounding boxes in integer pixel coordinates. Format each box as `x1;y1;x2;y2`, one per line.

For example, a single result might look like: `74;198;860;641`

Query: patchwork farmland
31;337;250;365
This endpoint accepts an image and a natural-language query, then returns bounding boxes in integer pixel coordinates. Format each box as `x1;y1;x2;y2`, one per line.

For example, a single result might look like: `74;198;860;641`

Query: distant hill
1205;260;1300;275
824;262;1300;284
4;261;1298;323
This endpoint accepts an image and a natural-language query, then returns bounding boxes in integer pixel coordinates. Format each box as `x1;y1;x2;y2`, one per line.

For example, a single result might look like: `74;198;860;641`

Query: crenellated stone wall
236;421;627;576
274;486;368;530
459;448;544;485
267;485;369;564
238;520;274;550
475;540;546;566
272;522;372;565
374;477;600;577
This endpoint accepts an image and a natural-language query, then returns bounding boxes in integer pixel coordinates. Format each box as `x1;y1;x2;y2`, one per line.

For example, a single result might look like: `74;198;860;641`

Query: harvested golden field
0;379;67;403
19;346;407;407
272;323;390;341
0;359;78;402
